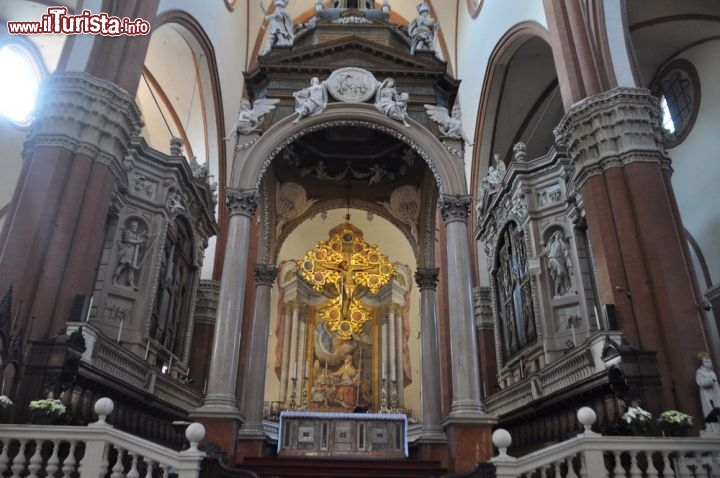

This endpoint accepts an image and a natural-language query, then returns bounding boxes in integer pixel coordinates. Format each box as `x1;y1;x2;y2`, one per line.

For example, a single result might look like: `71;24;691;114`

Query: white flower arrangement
28;398;66;417
622;406;652;424
0;395;13;409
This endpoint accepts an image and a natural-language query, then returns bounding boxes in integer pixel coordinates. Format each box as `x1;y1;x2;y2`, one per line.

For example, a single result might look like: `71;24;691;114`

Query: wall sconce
381;0;391;14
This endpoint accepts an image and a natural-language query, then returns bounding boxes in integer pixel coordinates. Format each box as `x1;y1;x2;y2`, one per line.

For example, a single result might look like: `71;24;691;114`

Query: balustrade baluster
61;441;78;478
0;439;11;475
628;451;642;478
10;439;27;478
612;450;623;477
711;451;720;478
646;451;660;478
126;452;140;478
147;459;158;478
659;451;672;478
45;440;61;477
110;446;125;478
554;460;562;478
27;440;43;478
99;444;110;478
159;463;170;478
567;455;580;478
676;452;693;478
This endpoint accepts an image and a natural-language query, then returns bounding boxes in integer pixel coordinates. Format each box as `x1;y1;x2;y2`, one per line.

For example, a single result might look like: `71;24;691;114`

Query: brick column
554;87;713;421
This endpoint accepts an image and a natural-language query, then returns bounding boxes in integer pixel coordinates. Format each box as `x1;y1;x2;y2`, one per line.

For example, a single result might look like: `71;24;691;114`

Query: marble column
415;267;444;440
279;305;295;402
439;195;495;474
196;189;258;415
239;263;278;436
439;196;485;417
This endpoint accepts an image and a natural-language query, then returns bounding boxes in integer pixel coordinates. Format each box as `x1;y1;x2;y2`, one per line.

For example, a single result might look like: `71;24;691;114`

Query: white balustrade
492;407;720;478
0;398;205;477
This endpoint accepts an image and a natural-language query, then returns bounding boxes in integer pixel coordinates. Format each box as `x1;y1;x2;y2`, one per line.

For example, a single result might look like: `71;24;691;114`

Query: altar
278;411;408;459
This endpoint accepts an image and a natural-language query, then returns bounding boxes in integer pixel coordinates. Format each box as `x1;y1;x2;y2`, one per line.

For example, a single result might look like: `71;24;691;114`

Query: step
239;457;448;478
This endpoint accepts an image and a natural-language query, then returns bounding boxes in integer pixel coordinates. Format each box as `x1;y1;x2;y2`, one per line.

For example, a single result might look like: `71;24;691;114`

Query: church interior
0;0;719;476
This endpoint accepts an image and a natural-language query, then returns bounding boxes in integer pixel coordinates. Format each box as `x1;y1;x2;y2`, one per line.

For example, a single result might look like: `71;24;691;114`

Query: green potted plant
657;410;693;437
622;406;654;435
28;398;67;425
0;395;13;422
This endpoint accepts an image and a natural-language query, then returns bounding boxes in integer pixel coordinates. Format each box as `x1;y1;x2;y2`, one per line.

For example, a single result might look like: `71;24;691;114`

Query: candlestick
305;360;309;378
292;361;297;379
116;319;123;343
144;340;151;360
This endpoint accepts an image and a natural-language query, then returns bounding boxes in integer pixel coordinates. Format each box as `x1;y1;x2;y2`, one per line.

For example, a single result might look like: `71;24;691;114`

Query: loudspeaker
69;294;91;322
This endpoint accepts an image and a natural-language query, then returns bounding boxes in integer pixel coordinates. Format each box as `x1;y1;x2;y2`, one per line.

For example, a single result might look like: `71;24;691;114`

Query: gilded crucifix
298;222;395;340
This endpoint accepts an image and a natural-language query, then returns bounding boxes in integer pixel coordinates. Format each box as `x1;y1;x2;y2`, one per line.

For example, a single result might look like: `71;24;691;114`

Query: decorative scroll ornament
297;222;396;340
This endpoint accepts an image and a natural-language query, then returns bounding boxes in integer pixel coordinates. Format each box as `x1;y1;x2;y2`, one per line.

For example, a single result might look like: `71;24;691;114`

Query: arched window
0;43;42;127
150;217;196;358
494;222;537;362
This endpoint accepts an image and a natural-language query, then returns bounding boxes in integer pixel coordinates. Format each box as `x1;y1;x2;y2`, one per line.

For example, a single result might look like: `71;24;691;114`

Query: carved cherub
223;98;280;141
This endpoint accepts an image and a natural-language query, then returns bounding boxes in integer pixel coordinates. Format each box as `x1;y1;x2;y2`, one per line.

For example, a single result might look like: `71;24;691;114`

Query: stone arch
231;102;465;196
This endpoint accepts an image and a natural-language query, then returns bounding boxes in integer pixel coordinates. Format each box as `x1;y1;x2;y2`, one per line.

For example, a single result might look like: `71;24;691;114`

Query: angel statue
223;98;280;141
424;104;470;142
260;0;293;55
408;2;437;55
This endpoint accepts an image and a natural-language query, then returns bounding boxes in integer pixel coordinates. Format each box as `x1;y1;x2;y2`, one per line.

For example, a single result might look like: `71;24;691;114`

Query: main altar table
278;411;408;459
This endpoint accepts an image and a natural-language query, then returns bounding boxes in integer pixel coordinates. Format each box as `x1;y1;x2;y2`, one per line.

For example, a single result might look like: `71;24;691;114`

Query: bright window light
660;95;675;134
0;44;40;126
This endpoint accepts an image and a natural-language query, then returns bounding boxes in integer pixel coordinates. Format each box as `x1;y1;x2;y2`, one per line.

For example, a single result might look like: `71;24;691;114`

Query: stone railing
491;408;720;477
0;398;205;477
67;322;203;411
486;332;621;417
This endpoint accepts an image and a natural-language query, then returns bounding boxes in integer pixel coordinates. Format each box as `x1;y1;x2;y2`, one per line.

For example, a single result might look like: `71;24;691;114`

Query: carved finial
170;137;184;156
513;142;527;162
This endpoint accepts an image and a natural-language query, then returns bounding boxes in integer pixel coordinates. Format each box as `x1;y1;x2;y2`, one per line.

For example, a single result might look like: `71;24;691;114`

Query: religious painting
494;222;537;362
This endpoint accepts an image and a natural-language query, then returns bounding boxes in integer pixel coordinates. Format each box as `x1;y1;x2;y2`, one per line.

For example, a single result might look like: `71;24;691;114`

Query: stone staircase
222;457;448;478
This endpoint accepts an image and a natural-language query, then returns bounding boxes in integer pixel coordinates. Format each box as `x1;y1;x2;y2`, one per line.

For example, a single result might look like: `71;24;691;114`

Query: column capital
439;195;472;223
415;267;440;290
554;87;671;190
227;188;258;217
25;72;143;184
254;263;278;286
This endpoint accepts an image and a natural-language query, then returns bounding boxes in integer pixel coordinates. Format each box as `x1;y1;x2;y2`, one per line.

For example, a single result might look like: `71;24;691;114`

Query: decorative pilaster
240;264;278;438
415;267;444;441
195;188;259;418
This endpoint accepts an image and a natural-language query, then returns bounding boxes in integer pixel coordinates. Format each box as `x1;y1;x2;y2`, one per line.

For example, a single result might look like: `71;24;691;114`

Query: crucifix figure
298;222;395;339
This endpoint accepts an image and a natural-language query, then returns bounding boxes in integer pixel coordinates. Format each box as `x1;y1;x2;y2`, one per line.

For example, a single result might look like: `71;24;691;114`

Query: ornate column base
442;415;496;474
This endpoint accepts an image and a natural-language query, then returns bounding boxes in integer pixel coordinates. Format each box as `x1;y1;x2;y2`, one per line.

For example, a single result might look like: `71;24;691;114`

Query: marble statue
544;230;573;296
223;98;280;140
112;220;147;290
260;0;293;55
408;2;437;54
374;78;410;127
696;352;720;432
292;77;328;123
424;104;464;140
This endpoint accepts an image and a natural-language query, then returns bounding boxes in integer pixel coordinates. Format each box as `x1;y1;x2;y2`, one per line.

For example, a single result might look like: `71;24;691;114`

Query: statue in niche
544;230;573;296
408;2;437;55
696;352;720;432
112;220;148;290
374;78;410;127
292;77;328;123
223;98;280;140
260;0;293;55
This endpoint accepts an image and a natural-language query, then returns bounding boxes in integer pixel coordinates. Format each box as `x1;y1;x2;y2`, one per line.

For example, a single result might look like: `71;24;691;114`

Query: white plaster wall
265;208;423;418
0;121;25;233
668;39;720;290
455;0;548;189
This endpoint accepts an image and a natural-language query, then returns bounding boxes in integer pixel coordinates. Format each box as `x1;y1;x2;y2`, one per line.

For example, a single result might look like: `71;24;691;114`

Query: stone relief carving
374;78;410;127
276;182;317;236
380;185;421;241
105;304;130;323
293;77;329;123
112;219;149;290
223;98;280;141
326;67;379;103
537;183;562;207
408;2;437;55
260;0;293;55
476;154;508;219
543;230;573;297
133;175;156;198
166;189;186;219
